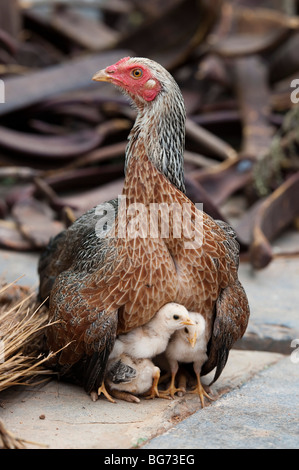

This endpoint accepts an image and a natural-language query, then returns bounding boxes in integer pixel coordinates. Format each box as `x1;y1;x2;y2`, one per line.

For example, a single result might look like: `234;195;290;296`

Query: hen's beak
180;318;195;326
188;332;197;349
92;69;111;82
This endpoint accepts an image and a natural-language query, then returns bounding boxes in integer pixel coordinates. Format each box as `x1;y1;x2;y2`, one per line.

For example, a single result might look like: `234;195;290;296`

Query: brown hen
38;57;250;400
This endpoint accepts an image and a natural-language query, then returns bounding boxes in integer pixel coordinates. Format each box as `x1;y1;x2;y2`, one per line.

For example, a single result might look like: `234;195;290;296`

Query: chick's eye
131;68;143;79
184;327;189;334
173;314;179;320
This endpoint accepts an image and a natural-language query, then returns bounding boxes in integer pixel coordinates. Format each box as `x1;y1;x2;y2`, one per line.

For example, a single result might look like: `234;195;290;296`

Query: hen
38;56;250;401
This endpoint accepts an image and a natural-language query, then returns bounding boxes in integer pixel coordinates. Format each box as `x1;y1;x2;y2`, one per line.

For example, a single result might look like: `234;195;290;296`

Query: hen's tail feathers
201;280;250;385
38;231;67;303
83;347;113;393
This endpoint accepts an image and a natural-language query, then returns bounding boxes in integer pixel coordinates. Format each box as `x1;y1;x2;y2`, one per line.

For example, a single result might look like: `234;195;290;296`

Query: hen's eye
131;68;143;79
173;314;179;320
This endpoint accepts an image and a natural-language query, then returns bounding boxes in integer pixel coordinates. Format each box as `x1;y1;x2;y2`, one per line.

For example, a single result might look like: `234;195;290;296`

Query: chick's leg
96;381;116;403
190;369;214;407
159;361;183;399
109;389;140;403
144;367;160;400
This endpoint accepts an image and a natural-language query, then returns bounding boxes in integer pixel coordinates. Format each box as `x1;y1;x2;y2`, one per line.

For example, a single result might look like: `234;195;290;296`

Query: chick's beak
188;332;197;349
181;318;195;326
92;68;111;82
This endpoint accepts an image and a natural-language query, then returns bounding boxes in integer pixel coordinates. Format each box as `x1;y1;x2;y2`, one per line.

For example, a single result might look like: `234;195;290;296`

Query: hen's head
93;57;186;194
93;57;175;105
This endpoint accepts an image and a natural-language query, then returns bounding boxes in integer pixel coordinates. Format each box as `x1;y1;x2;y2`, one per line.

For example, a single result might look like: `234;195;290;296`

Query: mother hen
38;57;250;400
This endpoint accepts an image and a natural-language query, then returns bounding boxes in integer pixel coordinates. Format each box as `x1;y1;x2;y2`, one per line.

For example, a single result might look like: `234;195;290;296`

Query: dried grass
0;280;66;449
0;419;48;449
0;279;57;393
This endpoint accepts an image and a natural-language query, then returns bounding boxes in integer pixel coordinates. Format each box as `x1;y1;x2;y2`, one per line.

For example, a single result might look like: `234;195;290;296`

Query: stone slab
0;350;283;449
0;248;40;288
144;355;299;449
238;257;299;353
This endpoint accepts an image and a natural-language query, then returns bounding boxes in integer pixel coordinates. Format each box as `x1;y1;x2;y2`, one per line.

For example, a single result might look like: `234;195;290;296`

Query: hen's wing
201;219;250;385
40;201;120;392
215;219;240;268
47;267;118;393
201;280;249;384
38;230;68;303
38;200;118;303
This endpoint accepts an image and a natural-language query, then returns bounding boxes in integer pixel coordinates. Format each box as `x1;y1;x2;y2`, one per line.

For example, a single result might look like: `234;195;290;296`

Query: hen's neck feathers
124;71;186;194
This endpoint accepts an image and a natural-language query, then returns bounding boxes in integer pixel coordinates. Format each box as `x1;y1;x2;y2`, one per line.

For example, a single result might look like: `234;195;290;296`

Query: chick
109;302;194;361
103;303;194;401
106;354;160;403
160;311;213;406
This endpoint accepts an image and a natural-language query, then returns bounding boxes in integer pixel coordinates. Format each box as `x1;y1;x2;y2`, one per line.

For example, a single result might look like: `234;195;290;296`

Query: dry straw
0;279;61;448
0;279;57;392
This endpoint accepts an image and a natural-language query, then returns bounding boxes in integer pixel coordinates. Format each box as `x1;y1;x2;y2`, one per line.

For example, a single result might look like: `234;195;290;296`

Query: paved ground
144;355;299;449
0;229;299;449
0;350;285;449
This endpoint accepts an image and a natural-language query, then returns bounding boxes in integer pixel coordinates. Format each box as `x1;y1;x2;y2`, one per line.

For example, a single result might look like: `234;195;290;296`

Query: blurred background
0;0;299;274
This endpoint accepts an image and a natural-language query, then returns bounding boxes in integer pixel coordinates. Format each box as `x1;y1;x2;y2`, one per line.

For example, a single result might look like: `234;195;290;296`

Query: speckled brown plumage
39;57;249;396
